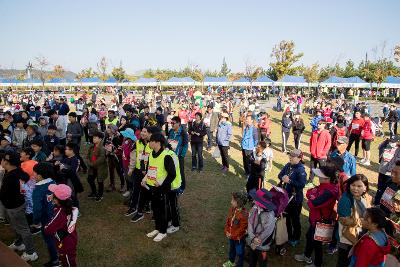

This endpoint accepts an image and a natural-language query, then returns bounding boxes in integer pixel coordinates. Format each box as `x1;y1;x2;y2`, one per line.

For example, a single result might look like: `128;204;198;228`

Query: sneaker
167;226;180;234
294;254;313;264
125;208;137;217
122;191;131;198
197;169;202;173
146;230;159;238
222;260;235;267
131;213;144;223
9;242;25;251
363;160;371;166
21;252;38;262
95;196;103;202
143;206;152;214
305;182;314;188
327;247;338;255
191;167;196;171
43;261;62;267
359;158;366;163
289;240;299;247
153;232;167;242
87;193;96;198
30;226;42;235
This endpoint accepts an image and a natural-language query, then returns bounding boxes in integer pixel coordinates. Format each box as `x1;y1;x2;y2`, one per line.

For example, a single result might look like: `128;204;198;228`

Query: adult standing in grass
217;113;232;174
241;115;258;176
360;114;375;166
292;112;305;150
346;110;364;159
87;132;108;202
204;105;219;151
188;112;207;172
281;111;292;153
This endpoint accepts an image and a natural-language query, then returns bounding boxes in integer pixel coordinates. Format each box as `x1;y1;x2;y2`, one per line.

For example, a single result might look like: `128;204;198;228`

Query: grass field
0;107;383;267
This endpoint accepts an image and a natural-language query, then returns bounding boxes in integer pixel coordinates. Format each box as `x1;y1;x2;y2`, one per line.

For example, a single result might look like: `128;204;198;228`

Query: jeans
191;142;204;170
248;248;267;267
293;133;302;149
42;228;59;263
129;168;145;210
304;226;323;267
241;149;253;175
228;239;245;267
347;133;361;157
282;131;290;152
389;122;397;138
206;127;214;149
285;201;302;241
6;204;36;254
107;155;124;189
179;156;186;191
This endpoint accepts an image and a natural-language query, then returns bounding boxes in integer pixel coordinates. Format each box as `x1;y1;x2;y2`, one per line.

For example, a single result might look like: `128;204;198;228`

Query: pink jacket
306;183;338;227
121;139;134;169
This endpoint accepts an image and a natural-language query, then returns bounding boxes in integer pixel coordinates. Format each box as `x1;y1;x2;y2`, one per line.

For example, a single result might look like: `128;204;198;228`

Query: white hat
312;168;329;179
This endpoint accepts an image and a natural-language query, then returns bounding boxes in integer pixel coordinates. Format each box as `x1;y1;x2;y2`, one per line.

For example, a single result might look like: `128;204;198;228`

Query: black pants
219;145;230;168
59;138;66;146
375;173;392;205
282;131;290;152
285;201;302;241
151;187;168;234
246;175;263;194
293;133;302;150
87;173;104;197
178;156;186;191
389;122;397;138
191;142;204;170
248;248;267;267
242;149;253;175
336;244;352;267
347;133;361;157
304;226;323;267
137;185;151;214
107;155;124;188
83;126;89;142
167;191;180;227
129;168;145;210
76;149;87;171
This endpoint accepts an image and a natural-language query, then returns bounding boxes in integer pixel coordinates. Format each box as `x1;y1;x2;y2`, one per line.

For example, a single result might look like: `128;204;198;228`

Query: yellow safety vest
135;140;152;170
146;150;168;187
165;149;182;190
105;117;118;126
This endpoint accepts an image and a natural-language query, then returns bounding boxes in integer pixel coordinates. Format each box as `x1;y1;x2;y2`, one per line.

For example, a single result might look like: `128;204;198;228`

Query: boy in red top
346;111;365;158
360;114;375;166
307;119;331;187
223;192;248;267
258;112;271;141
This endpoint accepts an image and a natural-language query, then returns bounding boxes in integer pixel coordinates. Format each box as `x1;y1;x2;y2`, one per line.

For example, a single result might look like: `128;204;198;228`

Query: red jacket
348;118;365;135
310;129;331;159
44;206;78;253
323;108;332;119
224;207;248;240
258;117;271;135
306;183;338;227
361;119;374;140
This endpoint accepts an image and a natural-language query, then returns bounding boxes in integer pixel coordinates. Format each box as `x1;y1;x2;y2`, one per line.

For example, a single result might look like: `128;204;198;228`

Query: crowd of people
0;88;400;267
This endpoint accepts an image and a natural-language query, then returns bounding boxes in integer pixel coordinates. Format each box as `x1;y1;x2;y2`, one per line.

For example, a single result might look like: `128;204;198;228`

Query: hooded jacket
278;162;307;204
12;127;27;148
216;121;232;147
310;129;331;159
306;182;338;227
281;117;292;133
224;207;249;241
168;126;189;157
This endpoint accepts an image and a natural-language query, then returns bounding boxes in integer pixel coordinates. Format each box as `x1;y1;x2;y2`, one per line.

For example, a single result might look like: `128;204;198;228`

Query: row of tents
1;75;400;88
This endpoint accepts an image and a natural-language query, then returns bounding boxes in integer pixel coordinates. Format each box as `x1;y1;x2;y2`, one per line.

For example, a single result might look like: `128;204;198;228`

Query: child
246;141;267;194
37;116;49;137
31;162;60;267
44;125;60;155
87;132;108;202
46;145;65;164
12;119;27;150
263;138;273;172
349;207;392;267
31;140;47;163
20;147;38;179
246;189;276;267
223;192;248;267
44;184;78;267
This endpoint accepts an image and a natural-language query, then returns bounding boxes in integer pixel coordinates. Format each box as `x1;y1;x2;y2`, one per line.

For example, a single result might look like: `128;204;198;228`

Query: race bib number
169;140;178;151
140;152;149;164
383;151;394;162
352;124;359;130
314;222;334;243
381;187;396;212
147;166;157;181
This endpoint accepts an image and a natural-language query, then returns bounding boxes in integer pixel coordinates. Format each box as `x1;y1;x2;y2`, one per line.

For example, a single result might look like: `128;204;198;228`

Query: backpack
333;125;347;145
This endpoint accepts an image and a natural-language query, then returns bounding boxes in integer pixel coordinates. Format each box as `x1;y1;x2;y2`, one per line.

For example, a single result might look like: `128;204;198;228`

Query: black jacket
189;121;207;143
0;168;29;209
292;119;305;134
387;110;399;123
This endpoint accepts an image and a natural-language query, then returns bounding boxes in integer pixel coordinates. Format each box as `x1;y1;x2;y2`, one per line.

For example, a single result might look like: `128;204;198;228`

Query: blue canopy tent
79;77;101;86
0;78;21;87
341;76;369;88
381;76;400;89
232;77;251;87
21;78;42;87
161;77;197;86
45;78;75;87
132;78;158;87
275;75;308;87
253;76;274;86
203;76;228;86
320;76;346;87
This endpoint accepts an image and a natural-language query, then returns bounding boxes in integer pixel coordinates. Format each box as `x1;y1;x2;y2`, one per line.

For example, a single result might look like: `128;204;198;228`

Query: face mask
390;142;397;148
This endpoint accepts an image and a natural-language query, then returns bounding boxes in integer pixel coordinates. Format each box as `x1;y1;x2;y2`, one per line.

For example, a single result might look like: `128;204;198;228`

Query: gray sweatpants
6;204;36;254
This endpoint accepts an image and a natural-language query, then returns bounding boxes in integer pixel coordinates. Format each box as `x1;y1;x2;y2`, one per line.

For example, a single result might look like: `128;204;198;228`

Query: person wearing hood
11;119;27;150
348;207;392;267
217;113;233;174
294;166;338;267
292;112;305;150
310;110;323;132
278;149;307;247
37;116;49;137
120;128;138;196
281;111;292;153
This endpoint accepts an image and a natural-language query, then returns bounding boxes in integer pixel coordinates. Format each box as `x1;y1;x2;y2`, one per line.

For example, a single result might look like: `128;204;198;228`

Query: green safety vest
135;140;152;170
165;149;182;190
146;150;168;187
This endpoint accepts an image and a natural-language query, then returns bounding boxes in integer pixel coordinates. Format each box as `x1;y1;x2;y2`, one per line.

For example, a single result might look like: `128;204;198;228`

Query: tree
220;57;231;77
269;40;303;80
342;60;358;78
53;65;65;78
244;58;262;82
111;62;126;82
35;55;49;86
395;44;400;63
303;63;320;83
76;67;97;79
97;56;108;80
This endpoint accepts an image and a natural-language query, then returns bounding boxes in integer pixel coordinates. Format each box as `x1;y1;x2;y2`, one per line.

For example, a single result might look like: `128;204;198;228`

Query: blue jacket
281;117;293;133
241;125;258;150
330;150;357;177
278;163;307;204
168;126;189;157
217;121;232;147
32;178;55;225
310;115;323;132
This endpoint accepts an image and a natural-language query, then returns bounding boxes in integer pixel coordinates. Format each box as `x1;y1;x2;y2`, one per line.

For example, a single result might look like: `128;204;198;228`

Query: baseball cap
337;136;349;144
312;168;329;179
48;184;72;200
288;149;303;158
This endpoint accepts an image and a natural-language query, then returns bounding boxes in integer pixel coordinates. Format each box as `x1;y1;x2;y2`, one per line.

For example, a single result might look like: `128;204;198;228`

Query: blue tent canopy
385;76;400;84
343;76;366;83
278;75;306;83
255;76;274;83
47;78;75;83
322;76;345;83
79;77;101;83
203;76;228;82
24;78;42;83
0;78;21;84
233;77;250;83
105;77;117;83
135;78;157;83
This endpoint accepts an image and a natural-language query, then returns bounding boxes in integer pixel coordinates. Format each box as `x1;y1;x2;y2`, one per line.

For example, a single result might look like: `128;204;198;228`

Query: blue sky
0;0;399;74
